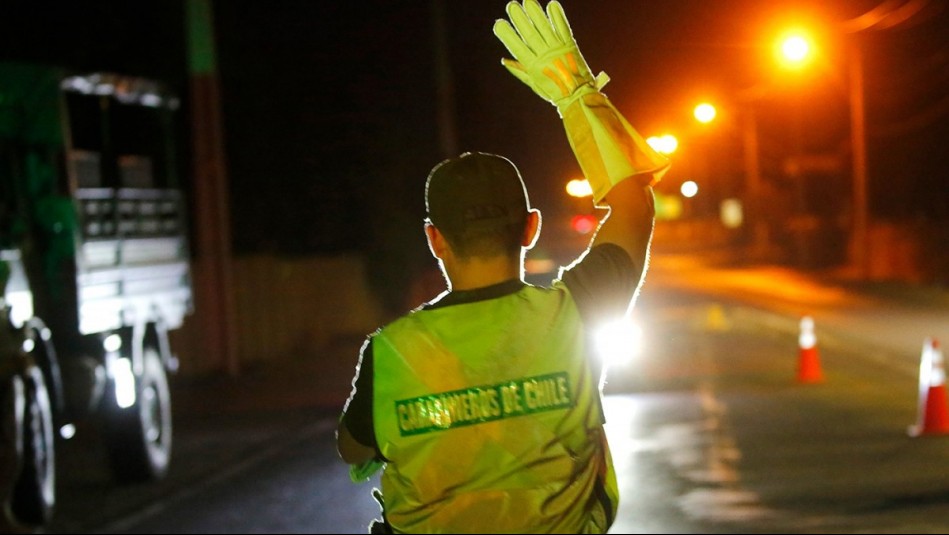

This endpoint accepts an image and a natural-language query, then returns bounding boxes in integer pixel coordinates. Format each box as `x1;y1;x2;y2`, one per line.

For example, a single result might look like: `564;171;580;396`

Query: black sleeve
559;243;639;327
340;337;377;450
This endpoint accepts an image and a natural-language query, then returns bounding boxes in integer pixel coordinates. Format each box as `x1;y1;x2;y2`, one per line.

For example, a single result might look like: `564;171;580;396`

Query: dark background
2;0;947;266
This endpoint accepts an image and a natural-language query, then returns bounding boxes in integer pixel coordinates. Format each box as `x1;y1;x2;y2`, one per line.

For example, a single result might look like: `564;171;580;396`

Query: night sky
2;1;947;267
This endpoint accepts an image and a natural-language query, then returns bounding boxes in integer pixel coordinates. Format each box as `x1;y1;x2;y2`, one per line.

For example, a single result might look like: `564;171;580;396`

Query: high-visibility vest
373;283;618;534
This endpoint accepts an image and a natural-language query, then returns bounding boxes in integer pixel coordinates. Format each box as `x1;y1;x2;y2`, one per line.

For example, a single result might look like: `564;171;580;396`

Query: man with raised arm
337;1;669;532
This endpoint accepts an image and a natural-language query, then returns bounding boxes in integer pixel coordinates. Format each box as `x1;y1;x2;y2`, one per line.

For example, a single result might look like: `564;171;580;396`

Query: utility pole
431;0;458;159
848;38;869;278
838;0;929;278
185;0;240;376
741;107;773;260
736;84;770;262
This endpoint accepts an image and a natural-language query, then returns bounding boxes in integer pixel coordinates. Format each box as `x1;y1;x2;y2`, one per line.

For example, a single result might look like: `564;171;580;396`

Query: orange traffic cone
908;337;949;437
797;316;824;383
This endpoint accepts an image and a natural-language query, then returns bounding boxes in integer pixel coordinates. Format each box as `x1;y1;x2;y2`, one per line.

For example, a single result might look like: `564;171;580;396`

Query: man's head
425;152;537;260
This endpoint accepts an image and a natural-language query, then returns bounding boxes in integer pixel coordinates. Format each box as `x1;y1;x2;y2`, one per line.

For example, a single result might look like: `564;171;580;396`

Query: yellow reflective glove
494;0;670;202
493;0;602;107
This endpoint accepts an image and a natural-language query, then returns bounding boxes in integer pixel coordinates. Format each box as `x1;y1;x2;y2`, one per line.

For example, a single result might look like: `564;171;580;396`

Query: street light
646;134;678;155
680;181;699;199
783;36;809;62
772;24;871;274
564;178;596;236
778;32;814;67
693;103;717;124
686;96;767;256
764;24;869;274
565;178;593;198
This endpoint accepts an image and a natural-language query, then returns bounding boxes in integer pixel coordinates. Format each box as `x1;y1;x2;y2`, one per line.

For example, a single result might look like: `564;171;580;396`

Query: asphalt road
604;289;949;533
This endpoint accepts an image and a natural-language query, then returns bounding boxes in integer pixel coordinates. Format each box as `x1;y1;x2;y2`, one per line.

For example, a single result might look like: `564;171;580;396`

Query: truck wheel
10;364;56;527
103;347;172;483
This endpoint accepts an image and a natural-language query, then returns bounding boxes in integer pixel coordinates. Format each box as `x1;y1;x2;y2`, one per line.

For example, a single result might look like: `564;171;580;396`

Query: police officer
337;1;669;532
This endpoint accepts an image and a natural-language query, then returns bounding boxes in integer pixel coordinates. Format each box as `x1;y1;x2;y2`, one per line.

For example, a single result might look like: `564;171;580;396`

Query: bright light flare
60;424;76;440
799;316;816;349
565;178;593;198
693;103;717;124
680;181;699;198
112;357;137;409
783;36;809;62
595;318;644;368
646;134;678;155
571;214;598;235
720;198;743;229
777;32;813;68
103;333;123;353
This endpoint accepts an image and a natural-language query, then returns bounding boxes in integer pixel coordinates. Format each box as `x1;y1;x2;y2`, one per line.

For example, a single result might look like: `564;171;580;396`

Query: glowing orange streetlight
646;134;678;155
777;31;813;68
565;178;596;235
680;180;699;198
565;178;593;198
693;103;717;124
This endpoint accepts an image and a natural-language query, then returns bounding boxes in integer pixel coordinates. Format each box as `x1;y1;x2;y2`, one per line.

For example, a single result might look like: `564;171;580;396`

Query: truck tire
103;347;172;483
10;364;56;527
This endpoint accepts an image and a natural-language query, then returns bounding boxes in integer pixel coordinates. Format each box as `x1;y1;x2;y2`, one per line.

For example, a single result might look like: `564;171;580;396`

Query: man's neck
445;255;521;291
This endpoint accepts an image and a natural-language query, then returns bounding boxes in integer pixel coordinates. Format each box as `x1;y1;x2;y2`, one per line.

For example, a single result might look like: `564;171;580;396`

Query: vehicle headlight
595;318;644;368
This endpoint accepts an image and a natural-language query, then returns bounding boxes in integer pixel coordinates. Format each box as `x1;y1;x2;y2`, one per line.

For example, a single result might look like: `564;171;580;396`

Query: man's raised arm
493;0;669;288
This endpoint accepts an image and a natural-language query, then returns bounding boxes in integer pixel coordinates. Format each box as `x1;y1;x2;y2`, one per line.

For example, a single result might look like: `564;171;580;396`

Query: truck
0;62;193;529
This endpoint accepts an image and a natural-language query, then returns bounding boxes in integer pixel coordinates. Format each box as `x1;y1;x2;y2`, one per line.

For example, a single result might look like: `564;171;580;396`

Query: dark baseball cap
425;152;531;234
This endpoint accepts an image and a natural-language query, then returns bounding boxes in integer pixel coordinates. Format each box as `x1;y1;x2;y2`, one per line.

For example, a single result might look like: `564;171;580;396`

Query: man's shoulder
372;305;429;343
557;244;638;326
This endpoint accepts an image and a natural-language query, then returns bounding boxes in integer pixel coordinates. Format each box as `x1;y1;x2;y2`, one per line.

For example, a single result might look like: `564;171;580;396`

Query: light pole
739;105;767;257
693;87;775;260
847;38;869;278
838;0;930;278
739;32;814;260
773;27;870;275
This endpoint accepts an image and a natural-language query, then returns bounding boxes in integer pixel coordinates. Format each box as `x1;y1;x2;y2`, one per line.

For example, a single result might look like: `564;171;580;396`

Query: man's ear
425;220;448;260
522;209;542;249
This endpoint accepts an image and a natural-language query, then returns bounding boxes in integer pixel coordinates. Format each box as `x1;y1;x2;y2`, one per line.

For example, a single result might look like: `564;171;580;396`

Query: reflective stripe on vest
373;283;618;533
